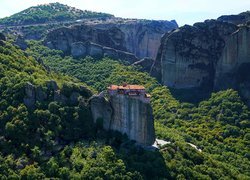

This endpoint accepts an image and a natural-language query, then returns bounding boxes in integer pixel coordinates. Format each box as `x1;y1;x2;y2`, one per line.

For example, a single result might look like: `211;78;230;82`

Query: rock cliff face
93;19;178;59
218;11;250;25
156;12;250;103
44;25;127;54
89;94;113;130
90;91;155;145
157;20;237;89
215;25;250;104
44;19;178;60
23;80;92;109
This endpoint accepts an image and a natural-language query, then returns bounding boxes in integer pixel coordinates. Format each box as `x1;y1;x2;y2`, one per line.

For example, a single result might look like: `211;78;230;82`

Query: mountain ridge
0;2;114;26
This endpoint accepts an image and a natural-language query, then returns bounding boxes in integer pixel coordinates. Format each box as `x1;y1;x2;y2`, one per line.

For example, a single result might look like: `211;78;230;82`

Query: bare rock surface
44;19;178;60
90;91;155;145
155;12;250;103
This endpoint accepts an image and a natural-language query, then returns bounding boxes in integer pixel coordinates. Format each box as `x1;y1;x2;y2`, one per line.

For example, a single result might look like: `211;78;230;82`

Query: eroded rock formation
23;80;92;109
218;11;250;25
90;85;155;146
155;12;250;103
93;19;178;59
44;19;178;60
215;25;250;105
156;20;237;89
70;41;138;63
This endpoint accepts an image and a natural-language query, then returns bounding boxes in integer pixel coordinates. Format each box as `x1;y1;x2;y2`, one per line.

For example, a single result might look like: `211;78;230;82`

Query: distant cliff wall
155;12;250;104
215;25;250;105
44;19;178;60
156;20;237;89
105;20;178;59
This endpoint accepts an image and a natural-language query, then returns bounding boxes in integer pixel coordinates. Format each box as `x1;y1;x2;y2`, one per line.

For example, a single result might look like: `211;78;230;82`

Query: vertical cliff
90;87;155;146
215;26;250;88
155;12;250;104
109;94;155;145
156;21;237;89
113;20;178;59
44;19;178;60
215;25;250;105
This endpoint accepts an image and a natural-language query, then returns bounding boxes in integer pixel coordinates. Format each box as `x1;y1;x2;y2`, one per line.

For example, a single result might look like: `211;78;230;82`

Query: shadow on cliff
169;87;212;104
96;130;171;179
117;143;171;179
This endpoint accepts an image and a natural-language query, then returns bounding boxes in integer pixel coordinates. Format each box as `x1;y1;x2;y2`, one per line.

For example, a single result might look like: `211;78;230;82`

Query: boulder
215;26;250;88
46;80;59;91
54;90;68;105
109;94;155;146
36;86;47;101
23;82;36;109
69;92;80;105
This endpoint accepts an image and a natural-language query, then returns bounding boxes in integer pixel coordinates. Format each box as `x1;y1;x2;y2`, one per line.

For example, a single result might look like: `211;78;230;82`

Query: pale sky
0;0;249;26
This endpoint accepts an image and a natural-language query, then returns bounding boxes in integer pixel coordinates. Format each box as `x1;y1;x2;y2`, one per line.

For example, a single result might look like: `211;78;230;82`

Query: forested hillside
0;2;113;26
24;40;250;179
0;38;139;179
0;2;249;178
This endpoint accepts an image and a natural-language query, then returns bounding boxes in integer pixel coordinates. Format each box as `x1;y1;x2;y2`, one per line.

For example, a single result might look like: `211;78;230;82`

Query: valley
0;2;249;179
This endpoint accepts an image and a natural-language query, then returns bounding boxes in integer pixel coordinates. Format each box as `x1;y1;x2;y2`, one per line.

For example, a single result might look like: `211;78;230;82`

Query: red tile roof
108;84;145;90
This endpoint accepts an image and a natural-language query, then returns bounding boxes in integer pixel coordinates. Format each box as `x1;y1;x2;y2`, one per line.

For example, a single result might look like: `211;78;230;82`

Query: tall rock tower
90;84;155;145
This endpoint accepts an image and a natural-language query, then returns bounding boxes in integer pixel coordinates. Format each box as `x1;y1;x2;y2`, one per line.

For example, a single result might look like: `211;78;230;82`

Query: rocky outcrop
0;32;5;46
156;20;237;89
132;57;159;78
14;35;27;50
70;41;138;63
23;82;36;109
44;25;127;54
109;94;155;145
156;12;250;104
90;94;113;130
90;91;155;145
132;58;154;72
93;19;178;59
215;25;250;104
23;80;92;108
218;11;250;25
44;19;178;60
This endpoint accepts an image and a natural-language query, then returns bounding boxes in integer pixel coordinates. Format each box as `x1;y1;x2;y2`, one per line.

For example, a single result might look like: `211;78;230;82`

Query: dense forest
0;3;249;178
0;2;113;26
1;39;247;179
